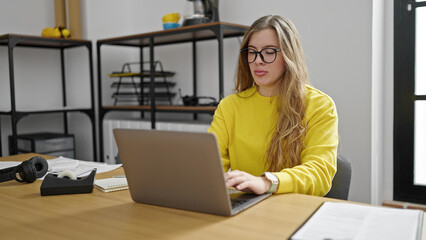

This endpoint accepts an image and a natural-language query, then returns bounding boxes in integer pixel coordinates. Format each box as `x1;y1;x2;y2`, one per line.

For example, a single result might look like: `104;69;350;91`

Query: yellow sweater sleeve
275;88;338;196
207;102;231;172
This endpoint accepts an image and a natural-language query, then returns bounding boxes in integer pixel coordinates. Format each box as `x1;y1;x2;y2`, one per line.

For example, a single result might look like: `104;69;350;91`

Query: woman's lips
254;70;268;76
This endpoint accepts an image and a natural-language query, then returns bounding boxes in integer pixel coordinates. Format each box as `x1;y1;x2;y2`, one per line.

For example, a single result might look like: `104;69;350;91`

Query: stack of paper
291;201;423;240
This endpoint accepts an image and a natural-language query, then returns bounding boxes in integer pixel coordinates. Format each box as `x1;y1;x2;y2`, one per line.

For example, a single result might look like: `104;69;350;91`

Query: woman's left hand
225;170;271;195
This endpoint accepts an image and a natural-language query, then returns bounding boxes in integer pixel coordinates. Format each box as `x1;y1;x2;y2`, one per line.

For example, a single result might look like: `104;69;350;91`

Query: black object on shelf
40;168;96;196
8;132;75;158
178;89;218;106
182;96;218;106
182;0;219;27
0;34;97;161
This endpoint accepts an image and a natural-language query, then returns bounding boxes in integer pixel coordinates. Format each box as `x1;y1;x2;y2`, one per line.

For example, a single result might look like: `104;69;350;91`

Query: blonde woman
208;15;338;196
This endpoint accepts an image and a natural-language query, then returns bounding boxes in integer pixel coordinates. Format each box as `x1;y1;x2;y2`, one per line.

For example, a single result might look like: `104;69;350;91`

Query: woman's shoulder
305;85;336;110
218;86;257;105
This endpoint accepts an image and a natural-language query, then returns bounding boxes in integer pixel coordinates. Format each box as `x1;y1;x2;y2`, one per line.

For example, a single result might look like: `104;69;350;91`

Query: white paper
0;156;122;180
291;202;423;240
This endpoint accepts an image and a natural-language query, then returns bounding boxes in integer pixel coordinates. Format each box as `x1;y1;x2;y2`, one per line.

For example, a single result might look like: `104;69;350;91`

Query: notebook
95;178;128;192
113;129;271;216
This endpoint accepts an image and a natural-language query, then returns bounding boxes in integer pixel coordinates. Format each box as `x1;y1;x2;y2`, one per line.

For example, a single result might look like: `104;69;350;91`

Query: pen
114;175;126;178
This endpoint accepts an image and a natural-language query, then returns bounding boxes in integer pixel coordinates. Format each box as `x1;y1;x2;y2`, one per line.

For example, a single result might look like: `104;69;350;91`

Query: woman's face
247;28;285;97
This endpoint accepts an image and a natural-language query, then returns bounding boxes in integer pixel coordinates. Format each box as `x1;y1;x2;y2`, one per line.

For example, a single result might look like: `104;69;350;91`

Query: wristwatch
262;172;279;194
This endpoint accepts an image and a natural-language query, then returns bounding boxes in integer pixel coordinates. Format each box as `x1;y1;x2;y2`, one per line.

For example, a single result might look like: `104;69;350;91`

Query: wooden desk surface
1;154;424;239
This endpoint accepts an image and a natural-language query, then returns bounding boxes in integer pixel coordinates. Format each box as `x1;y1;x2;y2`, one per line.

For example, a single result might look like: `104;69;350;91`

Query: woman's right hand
225;170;271;195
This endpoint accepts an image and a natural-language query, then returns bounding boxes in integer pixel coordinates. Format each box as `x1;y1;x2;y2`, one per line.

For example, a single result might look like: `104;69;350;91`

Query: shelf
111;92;176;99
0;106;93;115
0;34;96;160
108;71;175;78
110;81;175;88
98;22;248;47
103;105;216;113
97;22;247;162
0;34;91;49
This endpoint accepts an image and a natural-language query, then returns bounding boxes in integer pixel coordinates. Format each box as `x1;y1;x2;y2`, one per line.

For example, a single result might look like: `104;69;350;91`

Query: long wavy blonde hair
235;15;309;172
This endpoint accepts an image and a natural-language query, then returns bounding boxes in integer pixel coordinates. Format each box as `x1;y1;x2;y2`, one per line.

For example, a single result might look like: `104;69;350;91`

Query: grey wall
0;0;390;204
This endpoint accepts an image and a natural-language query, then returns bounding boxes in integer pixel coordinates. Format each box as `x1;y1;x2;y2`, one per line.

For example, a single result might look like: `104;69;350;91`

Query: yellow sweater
207;85;338;196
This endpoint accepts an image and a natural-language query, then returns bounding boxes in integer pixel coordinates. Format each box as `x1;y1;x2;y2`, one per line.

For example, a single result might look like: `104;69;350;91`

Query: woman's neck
257;86;278;97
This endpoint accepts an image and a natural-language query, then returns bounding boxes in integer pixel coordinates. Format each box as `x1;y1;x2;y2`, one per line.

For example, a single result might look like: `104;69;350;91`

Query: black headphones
0;156;48;183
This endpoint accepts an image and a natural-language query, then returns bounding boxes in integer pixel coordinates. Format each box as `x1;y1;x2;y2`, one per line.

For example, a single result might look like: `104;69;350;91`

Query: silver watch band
262;172;279;194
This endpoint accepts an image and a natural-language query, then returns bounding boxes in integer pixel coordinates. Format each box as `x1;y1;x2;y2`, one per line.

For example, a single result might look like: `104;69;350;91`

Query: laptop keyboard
230;198;249;208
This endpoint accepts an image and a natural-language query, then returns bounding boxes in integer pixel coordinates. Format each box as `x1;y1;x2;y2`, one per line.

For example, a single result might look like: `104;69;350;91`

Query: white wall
0;0;392;204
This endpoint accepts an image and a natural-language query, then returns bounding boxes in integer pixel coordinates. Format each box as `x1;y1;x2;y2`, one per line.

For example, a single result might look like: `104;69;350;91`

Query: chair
116;154;122;164
324;155;352;200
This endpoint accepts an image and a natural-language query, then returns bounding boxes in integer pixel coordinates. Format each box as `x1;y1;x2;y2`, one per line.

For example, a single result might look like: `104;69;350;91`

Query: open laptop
113;129;271;216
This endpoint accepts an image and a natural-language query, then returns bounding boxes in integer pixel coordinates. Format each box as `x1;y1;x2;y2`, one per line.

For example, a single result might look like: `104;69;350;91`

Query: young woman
208;15;339;196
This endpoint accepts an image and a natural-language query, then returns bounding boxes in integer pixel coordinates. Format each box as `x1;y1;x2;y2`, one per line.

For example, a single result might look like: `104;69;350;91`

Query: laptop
113;129;271;216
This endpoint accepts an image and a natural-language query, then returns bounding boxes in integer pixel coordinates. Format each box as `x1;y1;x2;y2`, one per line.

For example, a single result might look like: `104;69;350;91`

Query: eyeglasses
240;48;281;64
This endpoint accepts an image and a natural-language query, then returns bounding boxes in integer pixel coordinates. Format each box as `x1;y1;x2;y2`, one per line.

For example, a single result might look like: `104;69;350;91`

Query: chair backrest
324;155;352;200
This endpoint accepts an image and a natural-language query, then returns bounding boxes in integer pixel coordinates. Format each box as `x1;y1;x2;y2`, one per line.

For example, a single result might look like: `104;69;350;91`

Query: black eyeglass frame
240;47;281;64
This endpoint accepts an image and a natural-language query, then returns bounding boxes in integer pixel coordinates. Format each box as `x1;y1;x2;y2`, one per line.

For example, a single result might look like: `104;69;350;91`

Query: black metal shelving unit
0;34;97;161
97;22;248;162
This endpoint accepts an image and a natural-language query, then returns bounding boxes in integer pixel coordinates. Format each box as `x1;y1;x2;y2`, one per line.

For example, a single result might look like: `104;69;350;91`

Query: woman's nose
254;53;265;64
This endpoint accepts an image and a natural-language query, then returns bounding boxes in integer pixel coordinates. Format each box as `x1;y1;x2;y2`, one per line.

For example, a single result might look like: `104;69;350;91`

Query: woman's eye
264;49;275;54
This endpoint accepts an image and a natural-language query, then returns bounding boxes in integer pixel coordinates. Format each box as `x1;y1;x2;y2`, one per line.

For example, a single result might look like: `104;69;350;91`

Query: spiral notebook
94;178;128;192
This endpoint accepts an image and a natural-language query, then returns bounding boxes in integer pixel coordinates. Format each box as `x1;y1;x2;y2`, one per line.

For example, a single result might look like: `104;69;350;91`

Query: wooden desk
1;154;424;239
